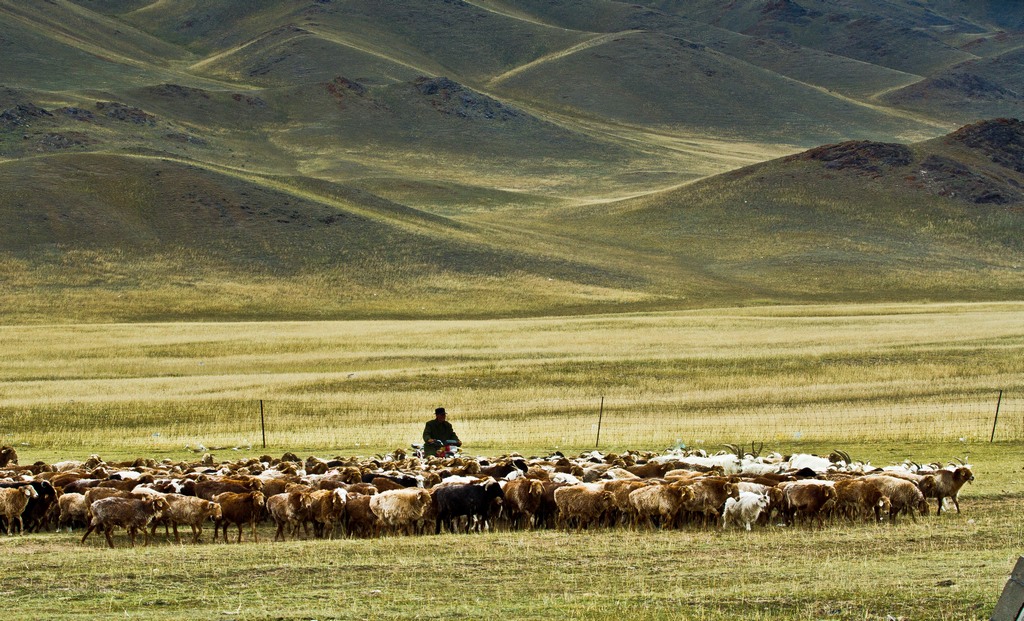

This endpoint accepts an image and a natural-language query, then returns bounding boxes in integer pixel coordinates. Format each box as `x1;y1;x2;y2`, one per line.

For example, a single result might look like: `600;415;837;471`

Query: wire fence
251;389;1021;453
3;390;1020;455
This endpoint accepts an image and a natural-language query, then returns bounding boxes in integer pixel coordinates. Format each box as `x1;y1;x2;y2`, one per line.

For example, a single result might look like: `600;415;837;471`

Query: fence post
260;400;267;449
991;390;1003;443
595;396;604;448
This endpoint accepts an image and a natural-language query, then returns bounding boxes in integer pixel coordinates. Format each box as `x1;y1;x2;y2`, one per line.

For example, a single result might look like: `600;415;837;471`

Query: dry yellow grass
2;301;1022;459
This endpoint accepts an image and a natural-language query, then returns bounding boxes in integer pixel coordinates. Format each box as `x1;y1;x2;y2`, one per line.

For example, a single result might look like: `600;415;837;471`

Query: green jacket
423;418;459;450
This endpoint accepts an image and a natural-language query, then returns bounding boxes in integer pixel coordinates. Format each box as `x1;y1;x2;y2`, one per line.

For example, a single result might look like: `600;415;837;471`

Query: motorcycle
412;439;461;459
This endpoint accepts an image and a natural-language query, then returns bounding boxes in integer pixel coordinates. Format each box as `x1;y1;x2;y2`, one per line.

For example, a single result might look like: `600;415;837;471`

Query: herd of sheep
0;444;975;548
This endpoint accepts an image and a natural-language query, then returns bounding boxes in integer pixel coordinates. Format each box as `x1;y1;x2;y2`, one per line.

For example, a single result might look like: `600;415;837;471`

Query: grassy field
2;301;1022;460
2;303;1023;620
0;440;1020;621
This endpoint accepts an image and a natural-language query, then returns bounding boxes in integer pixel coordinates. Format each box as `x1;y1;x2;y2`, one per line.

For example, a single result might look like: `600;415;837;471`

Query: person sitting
422;407;461;457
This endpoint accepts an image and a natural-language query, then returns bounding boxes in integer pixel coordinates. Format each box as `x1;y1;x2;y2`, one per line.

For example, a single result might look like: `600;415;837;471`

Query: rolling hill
1;0;1023;321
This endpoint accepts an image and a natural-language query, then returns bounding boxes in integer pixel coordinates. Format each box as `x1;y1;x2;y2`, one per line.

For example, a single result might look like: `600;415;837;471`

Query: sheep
779;480;837;528
553;484;615;531
0;486;38;534
722;491;771;531
629;482;695;530
918;466;974;515
344;493;380;538
603;479;653;527
834;478;891;523
81;496;169;548
502;478;545;530
195;477;262;501
0;446;18;468
0;480;57;533
213;491;266;543
369;488;432;536
681;477;741;527
155;494;223;544
57;493;90;531
267;491;310;542
302;488;348;539
433;480;504;534
862;476;928;524
534;481;567;529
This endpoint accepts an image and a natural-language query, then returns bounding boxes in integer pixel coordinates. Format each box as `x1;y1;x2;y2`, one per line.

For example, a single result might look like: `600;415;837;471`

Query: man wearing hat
422;407;461;457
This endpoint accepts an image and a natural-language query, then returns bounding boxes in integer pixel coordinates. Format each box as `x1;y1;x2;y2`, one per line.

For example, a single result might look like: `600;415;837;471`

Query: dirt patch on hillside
413;76;521;121
0;103;53;129
789;140;913;174
915;154;1022;204
947;118;1024;173
96;101;157;125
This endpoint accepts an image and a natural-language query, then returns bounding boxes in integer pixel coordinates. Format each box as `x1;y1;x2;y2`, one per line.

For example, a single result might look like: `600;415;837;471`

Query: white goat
722;491;770;531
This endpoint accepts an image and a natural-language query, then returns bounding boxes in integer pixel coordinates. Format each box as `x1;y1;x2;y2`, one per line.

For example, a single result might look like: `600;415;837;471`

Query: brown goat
919;467;974;515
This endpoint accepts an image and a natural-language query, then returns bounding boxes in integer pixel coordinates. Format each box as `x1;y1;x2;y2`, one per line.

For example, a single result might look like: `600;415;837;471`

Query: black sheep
434;480;504;534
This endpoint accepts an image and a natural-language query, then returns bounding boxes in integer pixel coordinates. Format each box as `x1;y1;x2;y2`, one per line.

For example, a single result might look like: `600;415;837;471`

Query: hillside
508;118;1024;306
1;0;1024;321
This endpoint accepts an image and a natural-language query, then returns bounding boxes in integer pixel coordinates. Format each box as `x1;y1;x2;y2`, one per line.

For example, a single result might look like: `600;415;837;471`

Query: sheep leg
103;526;116;549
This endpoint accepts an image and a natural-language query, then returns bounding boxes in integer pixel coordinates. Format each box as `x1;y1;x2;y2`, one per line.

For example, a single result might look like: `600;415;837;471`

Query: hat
434;407;447;416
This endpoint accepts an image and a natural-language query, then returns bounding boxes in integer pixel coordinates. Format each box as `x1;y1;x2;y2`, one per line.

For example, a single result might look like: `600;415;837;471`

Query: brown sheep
81;496;169;548
57;492;90;531
0;486;38;535
267;491;310;541
195;477;262;501
629;482;695;530
97;475;154;491
0;446;18;468
303;488;348;539
862;476;928;524
834;478;891;523
213;491;266;543
503;478;546;530
919;467;974;515
553;484;615;531
603;479;653;527
370;477;407;492
344;493;379;538
369;488;432;536
682;477;740;527
154;494;223;544
780;481;837;529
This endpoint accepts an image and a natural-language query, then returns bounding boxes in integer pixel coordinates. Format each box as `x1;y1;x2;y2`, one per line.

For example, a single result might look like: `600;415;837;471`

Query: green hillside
510;119;1024;306
1;0;1023;322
